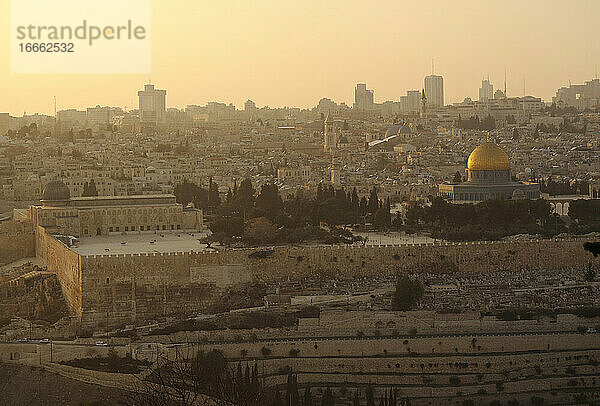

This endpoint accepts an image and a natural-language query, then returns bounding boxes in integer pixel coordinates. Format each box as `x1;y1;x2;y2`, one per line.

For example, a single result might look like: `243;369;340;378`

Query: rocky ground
0;263;68;325
0;363;130;405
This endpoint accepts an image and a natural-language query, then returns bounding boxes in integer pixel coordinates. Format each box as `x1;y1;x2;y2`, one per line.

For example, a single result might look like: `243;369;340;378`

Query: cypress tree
303;383;312;406
353;389;361;406
366;383;375;406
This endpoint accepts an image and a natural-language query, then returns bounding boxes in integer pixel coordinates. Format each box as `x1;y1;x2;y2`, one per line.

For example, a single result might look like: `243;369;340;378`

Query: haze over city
2;1;600;405
2;0;600;115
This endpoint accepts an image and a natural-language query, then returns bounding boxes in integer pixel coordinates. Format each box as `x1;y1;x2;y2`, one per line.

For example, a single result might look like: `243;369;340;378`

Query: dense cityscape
1;1;600;405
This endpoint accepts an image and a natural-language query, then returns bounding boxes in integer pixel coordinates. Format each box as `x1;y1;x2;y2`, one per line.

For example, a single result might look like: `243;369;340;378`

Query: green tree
321;387;335;406
244;217;277;245
584;263;596;282
353;389;361;406
453;171;462;183
367;187;379;214
82;179;98;197
255;184;283;221
391;275;424;311
374;200;391;230
303;383;312;406
366;383;375;406
286;372;299;406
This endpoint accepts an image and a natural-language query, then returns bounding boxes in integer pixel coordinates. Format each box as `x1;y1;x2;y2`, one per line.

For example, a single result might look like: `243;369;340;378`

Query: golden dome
467;142;510;171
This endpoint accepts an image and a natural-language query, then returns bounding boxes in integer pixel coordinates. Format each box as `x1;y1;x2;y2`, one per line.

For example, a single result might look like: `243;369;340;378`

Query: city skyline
1;0;600;115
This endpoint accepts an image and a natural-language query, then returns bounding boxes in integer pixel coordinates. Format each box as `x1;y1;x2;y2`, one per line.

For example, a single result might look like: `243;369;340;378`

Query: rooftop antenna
504;70;507;96
523;79;526;96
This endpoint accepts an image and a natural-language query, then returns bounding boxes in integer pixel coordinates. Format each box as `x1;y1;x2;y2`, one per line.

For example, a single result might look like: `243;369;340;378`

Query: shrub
531;396;545;406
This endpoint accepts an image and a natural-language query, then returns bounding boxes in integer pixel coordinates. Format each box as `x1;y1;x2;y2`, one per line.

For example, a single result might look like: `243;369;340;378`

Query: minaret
324;112;337;153
420;89;427;118
330;155;340;187
323;112;330;152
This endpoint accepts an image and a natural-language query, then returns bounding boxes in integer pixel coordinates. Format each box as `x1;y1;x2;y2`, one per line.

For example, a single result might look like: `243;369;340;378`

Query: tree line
174;178;394;246
405;197;554;241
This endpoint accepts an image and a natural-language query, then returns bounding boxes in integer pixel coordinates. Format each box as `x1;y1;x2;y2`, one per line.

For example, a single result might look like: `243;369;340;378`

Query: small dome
467;142;510;171
384;123;411;138
41;181;70;201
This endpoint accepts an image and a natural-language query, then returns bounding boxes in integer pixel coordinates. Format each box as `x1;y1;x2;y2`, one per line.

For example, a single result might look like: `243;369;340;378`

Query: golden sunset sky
1;0;599;115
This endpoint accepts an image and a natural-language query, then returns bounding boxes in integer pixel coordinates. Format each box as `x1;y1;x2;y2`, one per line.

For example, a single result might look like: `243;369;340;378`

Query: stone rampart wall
39;234;599;327
80;253;213;328
35;226;82;315
0;220;35;266
83;238;597;282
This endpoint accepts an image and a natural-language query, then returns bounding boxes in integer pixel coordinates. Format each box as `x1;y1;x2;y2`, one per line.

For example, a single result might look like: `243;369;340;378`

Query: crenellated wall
32;227;599;328
80;252;215;327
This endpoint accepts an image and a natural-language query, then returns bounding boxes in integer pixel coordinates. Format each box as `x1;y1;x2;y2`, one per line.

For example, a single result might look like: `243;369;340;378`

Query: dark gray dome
41;181;70;201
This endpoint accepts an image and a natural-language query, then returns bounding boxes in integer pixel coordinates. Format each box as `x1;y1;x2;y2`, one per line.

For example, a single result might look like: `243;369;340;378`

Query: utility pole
50;341;53;363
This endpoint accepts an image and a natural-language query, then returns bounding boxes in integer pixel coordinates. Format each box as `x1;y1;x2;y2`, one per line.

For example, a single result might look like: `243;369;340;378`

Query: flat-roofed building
28;180;202;237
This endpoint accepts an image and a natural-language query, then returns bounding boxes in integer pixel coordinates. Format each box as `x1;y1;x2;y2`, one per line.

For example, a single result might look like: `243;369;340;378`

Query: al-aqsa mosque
27;180;203;237
438;140;540;203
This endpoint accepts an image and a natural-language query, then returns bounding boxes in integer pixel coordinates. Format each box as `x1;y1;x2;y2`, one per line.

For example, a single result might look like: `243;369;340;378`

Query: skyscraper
424;75;444;108
406;90;421;113
138;84;166;124
354;83;374;110
479;79;494;102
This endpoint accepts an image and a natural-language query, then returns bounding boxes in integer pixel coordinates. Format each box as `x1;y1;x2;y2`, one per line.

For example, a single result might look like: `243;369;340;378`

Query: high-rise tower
424;75;444;108
353;83;374;110
479;78;494;101
138;84;166;124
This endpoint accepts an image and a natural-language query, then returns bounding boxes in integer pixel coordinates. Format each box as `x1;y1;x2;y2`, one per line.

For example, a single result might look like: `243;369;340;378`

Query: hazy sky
1;0;600;115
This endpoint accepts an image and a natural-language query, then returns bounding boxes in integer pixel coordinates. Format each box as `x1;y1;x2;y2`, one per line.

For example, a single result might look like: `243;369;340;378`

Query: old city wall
39;236;598;327
80;253;214;328
35;226;82;315
189;238;596;282
0;220;35;267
